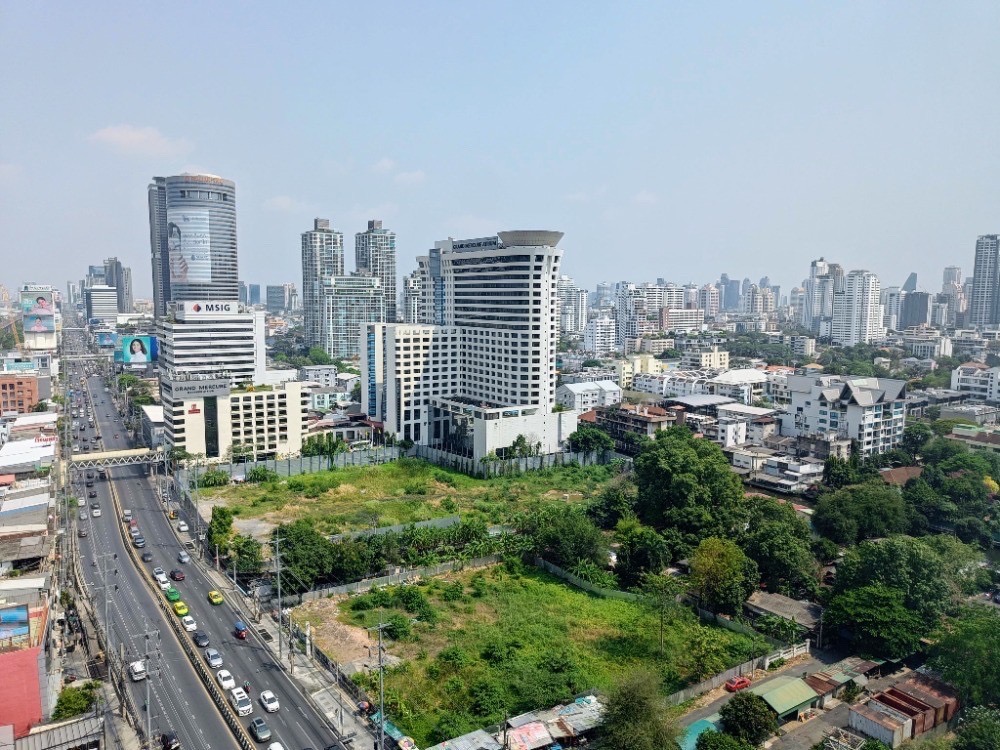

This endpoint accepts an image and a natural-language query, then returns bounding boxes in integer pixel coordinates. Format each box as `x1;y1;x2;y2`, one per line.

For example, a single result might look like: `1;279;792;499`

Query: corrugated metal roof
425;729;503;750
750;676;818;715
16;714;104;750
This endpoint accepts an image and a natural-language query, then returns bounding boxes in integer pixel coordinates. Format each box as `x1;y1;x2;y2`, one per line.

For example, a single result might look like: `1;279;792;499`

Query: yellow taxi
173;601;190;617
207;590;224;606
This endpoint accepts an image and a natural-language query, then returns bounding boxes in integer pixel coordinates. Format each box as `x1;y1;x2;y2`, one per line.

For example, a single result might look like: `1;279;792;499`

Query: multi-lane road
67;351;342;750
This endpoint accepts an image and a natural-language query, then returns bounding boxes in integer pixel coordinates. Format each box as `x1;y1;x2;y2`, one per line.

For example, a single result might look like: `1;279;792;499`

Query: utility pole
368;614;388;750
272;535;284;665
93;551;119;652
136;621;160;750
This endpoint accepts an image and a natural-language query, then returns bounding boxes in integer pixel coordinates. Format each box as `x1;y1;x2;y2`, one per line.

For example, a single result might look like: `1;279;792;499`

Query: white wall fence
288;554;505;604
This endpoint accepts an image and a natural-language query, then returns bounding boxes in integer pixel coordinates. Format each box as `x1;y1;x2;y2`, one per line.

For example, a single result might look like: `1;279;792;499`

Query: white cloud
634;190;659;205
89;124;193;158
264;195;310;213
394;170;426;186
372;157;396;173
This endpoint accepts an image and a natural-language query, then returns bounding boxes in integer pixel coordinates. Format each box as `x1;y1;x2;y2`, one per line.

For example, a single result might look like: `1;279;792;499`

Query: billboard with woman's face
167;209;212;283
20;291;54;332
118;335;158;364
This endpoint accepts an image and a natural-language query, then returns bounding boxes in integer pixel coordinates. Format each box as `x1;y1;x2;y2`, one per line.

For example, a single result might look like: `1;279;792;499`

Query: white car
267;744;285;750
205;648;223;669
216;669;236;691
177;521;189;533
92;508;102;517
181;616;197;632
154;572;170;590
77;498;86;507
259;690;280;713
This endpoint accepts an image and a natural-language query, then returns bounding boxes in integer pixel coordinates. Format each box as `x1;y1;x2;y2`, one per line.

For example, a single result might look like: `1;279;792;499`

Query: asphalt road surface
72;361;340;750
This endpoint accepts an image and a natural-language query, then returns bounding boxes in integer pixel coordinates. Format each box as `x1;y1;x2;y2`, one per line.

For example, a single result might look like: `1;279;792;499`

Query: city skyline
4;3;1000;296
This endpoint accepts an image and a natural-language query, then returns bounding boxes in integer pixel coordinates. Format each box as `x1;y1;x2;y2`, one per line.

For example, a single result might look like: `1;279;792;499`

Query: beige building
615;354;665;390
166;379;308;461
680;346;730;370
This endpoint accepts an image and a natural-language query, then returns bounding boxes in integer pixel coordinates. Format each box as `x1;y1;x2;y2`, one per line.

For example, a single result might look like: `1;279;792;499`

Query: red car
725;676;752;692
169;569;185;581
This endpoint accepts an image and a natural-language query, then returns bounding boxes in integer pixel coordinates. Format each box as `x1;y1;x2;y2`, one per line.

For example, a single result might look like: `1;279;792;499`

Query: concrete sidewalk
204;564;374;747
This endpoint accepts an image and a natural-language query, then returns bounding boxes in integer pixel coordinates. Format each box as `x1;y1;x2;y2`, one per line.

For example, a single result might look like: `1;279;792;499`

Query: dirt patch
232;516;274;540
334;483;359;495
293;597;373;664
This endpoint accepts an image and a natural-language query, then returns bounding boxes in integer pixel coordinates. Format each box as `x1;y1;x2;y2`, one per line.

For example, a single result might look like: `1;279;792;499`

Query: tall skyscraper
148;173;238;317
970;235;1000;328
103;257;134;313
248;284;261;306
321;276;384;358
301;218;345;348
556;275;588;335
831;270;882;346
266;285;287;313
363;231;565;457
355;219;397;323
943;266;963;288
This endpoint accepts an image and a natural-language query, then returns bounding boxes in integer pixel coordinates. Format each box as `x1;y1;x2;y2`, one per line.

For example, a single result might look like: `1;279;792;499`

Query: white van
128;660;147;681
229;687;253;716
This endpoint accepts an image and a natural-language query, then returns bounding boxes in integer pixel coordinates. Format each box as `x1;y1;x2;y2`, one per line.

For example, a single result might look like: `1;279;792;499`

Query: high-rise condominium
970;235;1000;328
103;257;134;313
148;173;238;317
831;270;882;346
365;231;567;457
355;219;397;323
301;218;345;347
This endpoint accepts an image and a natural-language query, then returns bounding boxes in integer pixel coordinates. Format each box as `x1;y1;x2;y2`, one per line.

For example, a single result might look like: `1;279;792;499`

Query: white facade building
301;218;344;348
950;362;1000;402
831;270;883;346
778;374;907;457
362;232;575;460
320;275;385;359
158;301;266;385
583;317;617;357
298;365;339;387
555;380;622;411
401;270;421;324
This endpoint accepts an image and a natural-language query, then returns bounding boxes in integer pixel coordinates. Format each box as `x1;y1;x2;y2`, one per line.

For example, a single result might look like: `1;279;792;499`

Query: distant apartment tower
881;287;905;332
266;285;287;313
831;270;882;346
248;283;261;306
401;271;421;324
355;219;397;323
970;235;1000;327
321;276;385;359
104;257;134;313
697;284;720;318
943;266;963;287
301;218;345;347
583;317;616;357
556;276;588;335
148;173;239;317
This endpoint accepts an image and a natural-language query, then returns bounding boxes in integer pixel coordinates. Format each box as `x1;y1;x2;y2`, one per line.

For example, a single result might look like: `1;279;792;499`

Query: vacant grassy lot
204;458;617;534
298;565;769;747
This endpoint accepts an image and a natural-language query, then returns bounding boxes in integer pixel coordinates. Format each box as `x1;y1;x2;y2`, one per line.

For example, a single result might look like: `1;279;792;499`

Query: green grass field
320;565;769;747
205;458;617;533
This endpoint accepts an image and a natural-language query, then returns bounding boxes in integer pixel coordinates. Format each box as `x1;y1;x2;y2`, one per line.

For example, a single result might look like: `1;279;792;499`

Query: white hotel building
363;231;577;460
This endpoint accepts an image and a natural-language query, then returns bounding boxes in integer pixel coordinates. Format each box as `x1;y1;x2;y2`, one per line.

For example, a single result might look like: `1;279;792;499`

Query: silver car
204;648;223;669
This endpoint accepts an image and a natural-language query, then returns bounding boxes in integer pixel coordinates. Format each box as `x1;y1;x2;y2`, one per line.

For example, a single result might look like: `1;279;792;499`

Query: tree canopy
633;427;747;557
719;692;777;747
824;583;923;659
813;481;909;546
930;606;1000;707
690;537;758;615
738;496;817;596
567;424;615;454
596;670;680;750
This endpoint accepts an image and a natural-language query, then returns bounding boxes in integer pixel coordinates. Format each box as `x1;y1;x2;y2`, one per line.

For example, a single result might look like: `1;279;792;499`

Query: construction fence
412;445;627;478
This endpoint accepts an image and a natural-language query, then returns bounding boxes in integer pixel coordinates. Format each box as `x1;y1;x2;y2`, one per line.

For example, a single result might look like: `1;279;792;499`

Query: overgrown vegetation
52;681;101;720
339;567;767;747
204;457;619;532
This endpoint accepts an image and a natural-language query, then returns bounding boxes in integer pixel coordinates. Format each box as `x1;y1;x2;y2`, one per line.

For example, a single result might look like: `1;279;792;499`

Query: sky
2;1;999;300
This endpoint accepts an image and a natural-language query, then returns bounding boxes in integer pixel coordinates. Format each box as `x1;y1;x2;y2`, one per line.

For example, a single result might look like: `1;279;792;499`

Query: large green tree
834;536;949;628
614;517;670;590
719;692;777;747
824;583;923;658
596;670;680;750
690;537;758;615
518;505;607;571
954;707;1000;750
567;424;614;454
633;427;747;556
738;497;817;596
206;506;235;555
275;519;335;593
696;732;751;750
930;606;1000;707
813;481;909;545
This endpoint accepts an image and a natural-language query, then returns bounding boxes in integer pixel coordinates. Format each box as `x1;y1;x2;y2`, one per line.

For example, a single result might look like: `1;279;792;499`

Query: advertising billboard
167;208;212;283
176;300;239;319
0;605;30;641
96;331;117;348
20;290;54;333
118;335;158;364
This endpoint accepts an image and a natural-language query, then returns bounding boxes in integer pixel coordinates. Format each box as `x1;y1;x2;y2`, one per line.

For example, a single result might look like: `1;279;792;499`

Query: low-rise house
555;381;622;412
594;403;676;453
